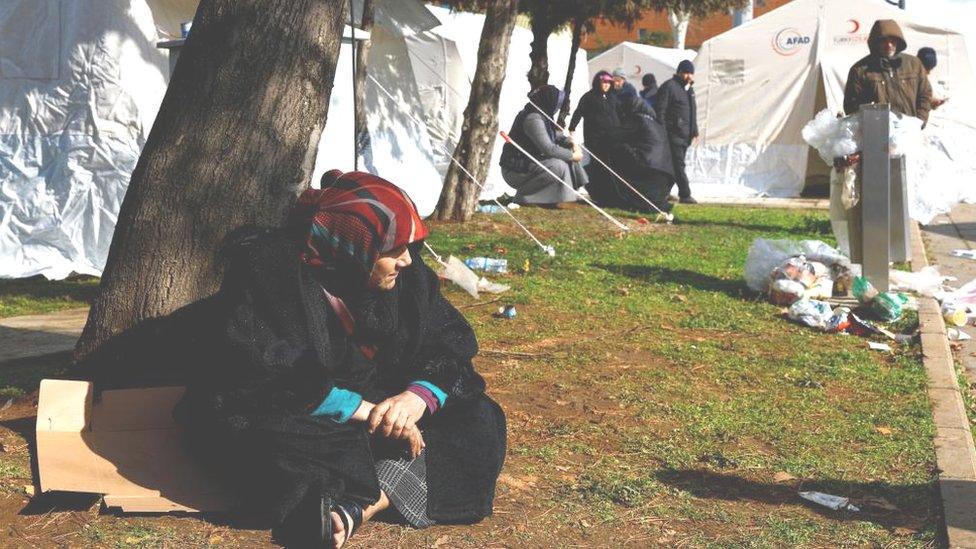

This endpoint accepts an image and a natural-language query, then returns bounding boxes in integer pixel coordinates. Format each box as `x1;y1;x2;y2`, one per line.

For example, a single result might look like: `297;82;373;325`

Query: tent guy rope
499;131;630;232
404;49;672;223
368;74;556;257
525;99;674;223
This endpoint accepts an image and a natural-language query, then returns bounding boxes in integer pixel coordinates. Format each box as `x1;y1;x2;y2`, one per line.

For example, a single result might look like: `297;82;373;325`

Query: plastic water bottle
477;204;505;214
464;257;508;273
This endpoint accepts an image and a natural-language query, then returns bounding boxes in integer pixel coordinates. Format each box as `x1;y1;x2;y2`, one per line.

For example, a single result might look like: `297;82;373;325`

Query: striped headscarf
288;171;428;276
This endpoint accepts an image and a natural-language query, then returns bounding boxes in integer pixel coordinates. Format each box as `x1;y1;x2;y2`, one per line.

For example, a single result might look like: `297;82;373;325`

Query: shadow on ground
592;263;749;299
656;469;939;532
676;216;832;237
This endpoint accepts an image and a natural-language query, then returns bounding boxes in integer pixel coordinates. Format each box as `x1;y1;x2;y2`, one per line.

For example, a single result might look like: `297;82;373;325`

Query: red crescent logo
848;19;860;33
634;64;642;76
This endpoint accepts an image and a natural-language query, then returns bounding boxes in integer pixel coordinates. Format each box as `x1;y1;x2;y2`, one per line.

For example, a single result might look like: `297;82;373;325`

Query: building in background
581;0;791;52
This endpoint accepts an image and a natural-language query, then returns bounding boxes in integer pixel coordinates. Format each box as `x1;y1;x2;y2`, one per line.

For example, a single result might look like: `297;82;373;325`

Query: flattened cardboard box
36;379;232;512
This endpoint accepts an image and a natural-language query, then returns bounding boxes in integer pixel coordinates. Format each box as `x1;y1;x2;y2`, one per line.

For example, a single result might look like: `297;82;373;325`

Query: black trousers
668;142;692;199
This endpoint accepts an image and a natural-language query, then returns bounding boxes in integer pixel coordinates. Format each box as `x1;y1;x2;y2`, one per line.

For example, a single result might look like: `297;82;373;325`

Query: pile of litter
744;238;921;344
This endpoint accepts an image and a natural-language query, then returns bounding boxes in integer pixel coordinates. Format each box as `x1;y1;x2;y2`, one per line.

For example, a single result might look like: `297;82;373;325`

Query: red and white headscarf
288;171;428;275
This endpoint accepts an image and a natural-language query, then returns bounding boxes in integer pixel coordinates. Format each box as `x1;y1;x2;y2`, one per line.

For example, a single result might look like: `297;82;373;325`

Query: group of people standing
500;60;700;214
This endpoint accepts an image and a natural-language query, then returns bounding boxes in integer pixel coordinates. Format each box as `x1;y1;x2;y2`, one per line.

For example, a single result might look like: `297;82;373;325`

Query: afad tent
587;42;696;91
688;0;976;198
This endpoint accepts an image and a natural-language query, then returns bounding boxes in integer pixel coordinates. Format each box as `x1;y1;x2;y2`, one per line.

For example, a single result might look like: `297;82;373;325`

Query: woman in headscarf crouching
176;171;506;547
499;84;588;208
604;97;675;213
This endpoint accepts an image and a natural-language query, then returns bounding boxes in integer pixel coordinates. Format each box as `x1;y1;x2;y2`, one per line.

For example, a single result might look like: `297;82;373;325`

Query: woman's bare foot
330;510;348;548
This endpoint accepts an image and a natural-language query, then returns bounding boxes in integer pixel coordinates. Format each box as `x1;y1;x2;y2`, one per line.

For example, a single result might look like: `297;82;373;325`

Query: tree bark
74;0;347;363
353;0;374;168
433;0;519;221
668;9;691;50
527;14;552;90
557;17;583;128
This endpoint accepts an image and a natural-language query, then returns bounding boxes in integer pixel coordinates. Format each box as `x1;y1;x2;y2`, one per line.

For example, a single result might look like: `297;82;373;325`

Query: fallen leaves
773;471;797;483
498;474;538;492
875;426;893;436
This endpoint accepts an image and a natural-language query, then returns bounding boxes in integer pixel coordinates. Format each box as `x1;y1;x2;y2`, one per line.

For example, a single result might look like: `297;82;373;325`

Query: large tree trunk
433;0;519;221
74;0;347;363
557;17;583;128
527;14;552;90
353;0;374;168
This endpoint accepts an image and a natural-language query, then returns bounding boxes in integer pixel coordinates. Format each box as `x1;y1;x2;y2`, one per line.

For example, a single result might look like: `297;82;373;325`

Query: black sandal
331;500;364;548
273;490;332;548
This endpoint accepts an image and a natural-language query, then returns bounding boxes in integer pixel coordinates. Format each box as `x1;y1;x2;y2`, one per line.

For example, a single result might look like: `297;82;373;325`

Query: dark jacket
843;19;932;123
616;100;674;178
176;230;505;525
614;81;639;103
569;74;621;147
655;75;698;146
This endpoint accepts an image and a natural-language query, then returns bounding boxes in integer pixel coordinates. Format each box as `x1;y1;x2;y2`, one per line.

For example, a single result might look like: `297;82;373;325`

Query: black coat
617;113;674;178
655;76;698;146
569;88;620;148
175;229;506;526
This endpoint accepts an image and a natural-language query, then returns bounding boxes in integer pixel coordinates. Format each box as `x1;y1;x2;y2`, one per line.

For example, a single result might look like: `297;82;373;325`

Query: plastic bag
852;276;879;303
771;257;818;288
477;277;510;294
889;266;952;298
825;307;851;333
439;255;481;298
805;277;834;300
769;279;806;306
788;299;834;329
872;292;909;322
744;239;849;292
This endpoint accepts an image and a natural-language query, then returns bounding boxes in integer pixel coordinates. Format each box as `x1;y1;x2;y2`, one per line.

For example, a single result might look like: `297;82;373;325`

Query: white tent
420;6;591;199
689;0;976;198
0;1;589;279
588;42;696;89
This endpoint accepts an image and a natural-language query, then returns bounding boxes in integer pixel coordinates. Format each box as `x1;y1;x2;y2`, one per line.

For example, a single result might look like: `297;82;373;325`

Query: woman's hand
367;391;428;440
404;424;425;458
571;149;583;162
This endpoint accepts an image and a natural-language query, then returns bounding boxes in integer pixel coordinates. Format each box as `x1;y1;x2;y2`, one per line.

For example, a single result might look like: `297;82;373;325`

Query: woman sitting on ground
176;171;507;548
500;84;588;208
603;96;675;213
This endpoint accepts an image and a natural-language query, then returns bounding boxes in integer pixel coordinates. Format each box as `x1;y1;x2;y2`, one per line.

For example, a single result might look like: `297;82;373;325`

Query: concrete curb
694;197;829;210
912;222;976;548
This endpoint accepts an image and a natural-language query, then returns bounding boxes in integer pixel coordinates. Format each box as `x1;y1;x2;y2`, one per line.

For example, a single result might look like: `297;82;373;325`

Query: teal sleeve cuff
310;387;363;423
413;380;448;407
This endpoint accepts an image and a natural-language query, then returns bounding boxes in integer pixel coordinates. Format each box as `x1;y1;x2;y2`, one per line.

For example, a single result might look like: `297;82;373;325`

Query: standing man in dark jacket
655;60;698;204
843;20;932;124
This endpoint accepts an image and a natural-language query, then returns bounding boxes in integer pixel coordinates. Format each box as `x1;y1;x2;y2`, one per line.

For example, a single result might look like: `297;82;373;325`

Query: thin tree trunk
74;0;347;363
433;0;519;221
668;9;690;50
527;15;552;89
557;17;583;128
353;0;374;168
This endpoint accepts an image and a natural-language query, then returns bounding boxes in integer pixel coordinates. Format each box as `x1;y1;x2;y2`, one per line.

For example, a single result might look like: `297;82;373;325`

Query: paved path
0;308;87;364
921;203;976;381
919;203;976;548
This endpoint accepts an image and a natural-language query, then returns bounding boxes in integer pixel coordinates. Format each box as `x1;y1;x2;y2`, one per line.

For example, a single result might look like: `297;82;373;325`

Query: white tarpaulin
587;42;696;89
0;0;590;279
689;0;976;199
0;0;168;279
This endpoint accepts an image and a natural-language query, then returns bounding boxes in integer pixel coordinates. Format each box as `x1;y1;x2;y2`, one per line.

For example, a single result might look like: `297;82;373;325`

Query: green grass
0;275;98;318
423;204;938;546
0;204;939;547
